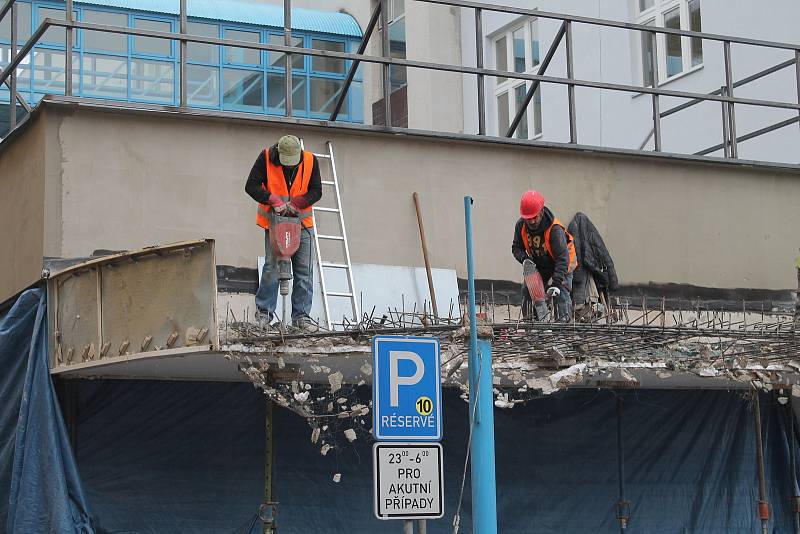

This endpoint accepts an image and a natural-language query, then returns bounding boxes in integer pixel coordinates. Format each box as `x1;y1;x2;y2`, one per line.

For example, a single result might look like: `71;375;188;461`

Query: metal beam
284;0;292;117
662;58;797;119
506;21;566;138
475;8;485;135
565;21;577;143
9;2;16;129
724;41;737;158
179;0;187;107
650;31;661;152
329;1;381;121
695;115;800;156
379;0;392;127
2;79;31;112
7;19;800;117
422;0;800;51
65;0;73;96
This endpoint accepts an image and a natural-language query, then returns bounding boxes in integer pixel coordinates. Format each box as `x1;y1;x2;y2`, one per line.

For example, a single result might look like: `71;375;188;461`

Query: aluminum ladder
300;139;360;329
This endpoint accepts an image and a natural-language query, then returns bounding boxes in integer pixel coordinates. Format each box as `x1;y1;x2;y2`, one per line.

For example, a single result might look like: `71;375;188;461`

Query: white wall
461;0;800;164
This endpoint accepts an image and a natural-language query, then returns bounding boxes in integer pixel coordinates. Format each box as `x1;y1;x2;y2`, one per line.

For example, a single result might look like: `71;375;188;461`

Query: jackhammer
269;212;303;328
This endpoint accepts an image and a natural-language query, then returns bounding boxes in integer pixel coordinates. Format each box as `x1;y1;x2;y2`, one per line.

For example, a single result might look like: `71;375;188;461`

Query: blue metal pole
464;196;498;534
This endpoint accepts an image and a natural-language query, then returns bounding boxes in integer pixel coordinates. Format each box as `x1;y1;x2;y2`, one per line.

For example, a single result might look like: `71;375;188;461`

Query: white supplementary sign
373;442;444;520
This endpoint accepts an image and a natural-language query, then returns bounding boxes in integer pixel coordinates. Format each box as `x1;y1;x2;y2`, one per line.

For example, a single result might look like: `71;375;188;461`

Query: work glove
284;203;300;217
268;196;287;215
547;286;561;299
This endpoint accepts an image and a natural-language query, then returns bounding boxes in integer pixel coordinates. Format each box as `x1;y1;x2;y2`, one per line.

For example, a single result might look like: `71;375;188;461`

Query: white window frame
636;0;703;86
492;18;542;139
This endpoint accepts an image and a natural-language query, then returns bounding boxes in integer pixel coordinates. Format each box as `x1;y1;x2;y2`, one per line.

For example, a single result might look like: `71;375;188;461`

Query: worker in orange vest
245;135;321;332
512;190;578;321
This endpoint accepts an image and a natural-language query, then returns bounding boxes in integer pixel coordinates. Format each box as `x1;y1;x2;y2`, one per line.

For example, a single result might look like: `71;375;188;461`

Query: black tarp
72;379;800;533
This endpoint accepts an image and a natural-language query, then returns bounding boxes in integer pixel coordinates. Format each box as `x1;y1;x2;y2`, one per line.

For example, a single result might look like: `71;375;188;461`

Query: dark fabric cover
0;288;94;533
74;379;800;533
568;211;619;292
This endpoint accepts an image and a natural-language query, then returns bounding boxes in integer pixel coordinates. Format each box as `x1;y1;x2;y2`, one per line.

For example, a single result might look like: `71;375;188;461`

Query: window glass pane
223;68;263;110
84;11;127;53
1;2;31;42
267;73;305;114
33;50;78;93
82;53;127;98
187;64;219;107
268;34;303;70
310;77;345;114
513;84;528;139
533;85;542;136
187;22;218;63
0;51;30;89
131;59;174;103
312;39;344;74
638;0;654;11
134;19;172;57
640;22;654;87
530;19;540;68
38;7;71;47
495;36;507;84
664;8;683;77
689;0;703;66
391;0;405;20
512;27;525;73
497;91;509;135
225;29;261;66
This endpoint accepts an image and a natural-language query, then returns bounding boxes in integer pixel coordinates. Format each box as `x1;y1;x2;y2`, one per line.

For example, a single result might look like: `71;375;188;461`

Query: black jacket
244;145;322;208
511;207;571;287
567;212;619;291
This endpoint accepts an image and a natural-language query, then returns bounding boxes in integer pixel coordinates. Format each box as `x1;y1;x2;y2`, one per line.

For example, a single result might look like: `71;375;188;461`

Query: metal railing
1;0;799;166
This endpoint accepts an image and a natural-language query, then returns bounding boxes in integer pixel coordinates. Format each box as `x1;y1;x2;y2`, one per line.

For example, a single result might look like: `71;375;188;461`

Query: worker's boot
255;310;278;333
292;316;320;334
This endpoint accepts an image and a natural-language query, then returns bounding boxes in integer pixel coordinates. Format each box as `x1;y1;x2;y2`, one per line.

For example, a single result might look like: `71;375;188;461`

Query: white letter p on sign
389;351;424;407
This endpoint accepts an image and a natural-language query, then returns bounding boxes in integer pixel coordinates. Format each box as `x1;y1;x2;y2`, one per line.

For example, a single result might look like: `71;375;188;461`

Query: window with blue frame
0;1;364;123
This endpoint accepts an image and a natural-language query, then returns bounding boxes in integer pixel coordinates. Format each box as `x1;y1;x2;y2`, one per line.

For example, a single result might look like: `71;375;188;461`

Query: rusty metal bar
413;192;439;321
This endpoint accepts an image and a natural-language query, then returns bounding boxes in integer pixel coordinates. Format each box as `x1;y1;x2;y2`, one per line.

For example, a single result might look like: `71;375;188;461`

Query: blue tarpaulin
0;288;94;534
72;379;800;533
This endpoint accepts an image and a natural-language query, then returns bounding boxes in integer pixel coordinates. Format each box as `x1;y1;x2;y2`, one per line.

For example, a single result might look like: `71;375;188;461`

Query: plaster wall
33;103;800;293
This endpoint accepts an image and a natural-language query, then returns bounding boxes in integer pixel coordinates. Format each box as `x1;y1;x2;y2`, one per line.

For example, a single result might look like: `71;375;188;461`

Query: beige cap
277;135;302;166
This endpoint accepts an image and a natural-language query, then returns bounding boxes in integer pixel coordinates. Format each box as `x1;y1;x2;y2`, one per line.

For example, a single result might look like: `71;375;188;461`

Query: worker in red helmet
512;190;578;320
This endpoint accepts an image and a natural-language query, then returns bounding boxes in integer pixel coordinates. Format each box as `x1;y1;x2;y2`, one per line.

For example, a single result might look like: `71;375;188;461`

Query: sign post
372;336;443;529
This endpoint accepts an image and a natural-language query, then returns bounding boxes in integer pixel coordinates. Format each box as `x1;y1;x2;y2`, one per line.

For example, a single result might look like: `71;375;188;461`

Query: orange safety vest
521;217;578;273
256;149;314;230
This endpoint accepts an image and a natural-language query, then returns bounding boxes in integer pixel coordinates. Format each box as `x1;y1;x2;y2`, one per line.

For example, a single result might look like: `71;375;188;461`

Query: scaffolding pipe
789;402;800;534
65;0;73;96
464;196;498;534
754;390;769;534
179;0;187;107
475;8;485;135
9;2;16;129
616;395;630;532
283;0;292;117
379;0;392;126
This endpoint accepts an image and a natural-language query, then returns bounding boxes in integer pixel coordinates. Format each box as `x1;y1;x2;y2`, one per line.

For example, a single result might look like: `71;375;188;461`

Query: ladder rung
317;234;344;241
321;262;350;269
314;153;331;159
327;291;354;297
321;180;335;185
313;206;340;213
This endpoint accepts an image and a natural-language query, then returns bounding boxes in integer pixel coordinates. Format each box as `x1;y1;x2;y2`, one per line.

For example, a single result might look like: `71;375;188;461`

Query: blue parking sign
372;336;442;441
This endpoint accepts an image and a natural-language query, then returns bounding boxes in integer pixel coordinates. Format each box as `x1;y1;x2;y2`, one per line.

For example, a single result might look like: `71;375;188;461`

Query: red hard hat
520;190;545;219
